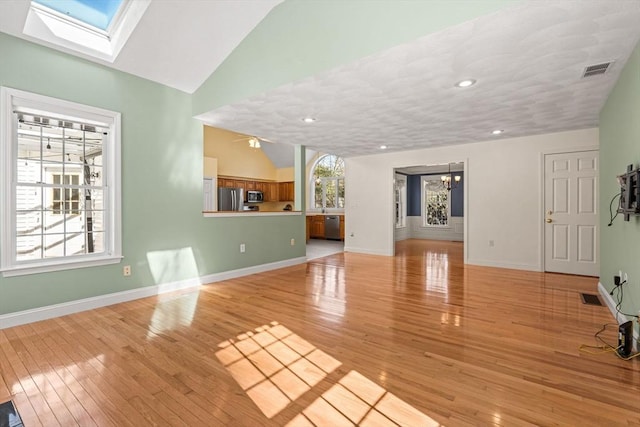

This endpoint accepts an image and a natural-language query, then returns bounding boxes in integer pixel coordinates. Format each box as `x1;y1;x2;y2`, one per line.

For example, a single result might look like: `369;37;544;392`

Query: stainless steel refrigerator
218;187;244;211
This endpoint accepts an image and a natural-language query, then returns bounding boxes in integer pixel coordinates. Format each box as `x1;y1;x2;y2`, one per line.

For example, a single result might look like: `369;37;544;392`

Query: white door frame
539;146;599;273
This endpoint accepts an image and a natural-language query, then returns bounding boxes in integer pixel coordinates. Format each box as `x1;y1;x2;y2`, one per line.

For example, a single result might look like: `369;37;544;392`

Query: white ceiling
2;0;640;162
198;0;640;158
0;0;282;93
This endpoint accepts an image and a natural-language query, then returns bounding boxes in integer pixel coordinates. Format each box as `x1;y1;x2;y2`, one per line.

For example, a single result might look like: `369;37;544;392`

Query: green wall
192;0;518;114
0;33;305;315
599;40;640;332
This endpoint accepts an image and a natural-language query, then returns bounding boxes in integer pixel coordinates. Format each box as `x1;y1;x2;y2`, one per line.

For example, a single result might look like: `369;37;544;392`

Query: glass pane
85;189;104;211
16;209;42;235
44;202;68;228
325;179;336;208
34;0;124;31
337;178;345;208
64;212;85;233
88;210;105;232
314;180;323;208
89;231;105;254
16;186;42;211
90;154;103;168
16;235;42;262
425;181;448;226
43;232;67;258
84;164;102;184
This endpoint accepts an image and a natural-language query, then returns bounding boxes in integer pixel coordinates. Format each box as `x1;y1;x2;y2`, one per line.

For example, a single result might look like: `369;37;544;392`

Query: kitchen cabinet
340;215;345;240
278;181;294;201
265;182;278;202
219;178;236;188
310;215;325;238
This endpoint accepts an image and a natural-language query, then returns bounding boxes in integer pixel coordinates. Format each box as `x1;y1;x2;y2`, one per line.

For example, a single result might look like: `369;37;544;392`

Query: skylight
33;0;123;31
24;0;150;63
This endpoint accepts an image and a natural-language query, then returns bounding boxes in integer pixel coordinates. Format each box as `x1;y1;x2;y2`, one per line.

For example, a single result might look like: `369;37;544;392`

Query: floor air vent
580;293;602;306
0;400;24;427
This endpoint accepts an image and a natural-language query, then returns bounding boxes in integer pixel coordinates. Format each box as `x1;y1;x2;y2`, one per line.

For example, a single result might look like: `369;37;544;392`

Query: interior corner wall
599;40;640;330
344;128;599;268
0;33;305;316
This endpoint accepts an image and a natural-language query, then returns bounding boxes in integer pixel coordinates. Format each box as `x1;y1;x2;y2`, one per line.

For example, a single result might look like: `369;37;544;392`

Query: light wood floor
1;240;639;426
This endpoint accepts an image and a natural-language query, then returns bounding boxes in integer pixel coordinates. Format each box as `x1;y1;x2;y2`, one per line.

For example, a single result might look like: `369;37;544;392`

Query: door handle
546;218;552;223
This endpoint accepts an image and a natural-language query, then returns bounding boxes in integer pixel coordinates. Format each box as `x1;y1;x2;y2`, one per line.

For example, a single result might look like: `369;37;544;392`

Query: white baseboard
0;256;307;330
597;282;639;352
466;258;540;272
343;246;392;256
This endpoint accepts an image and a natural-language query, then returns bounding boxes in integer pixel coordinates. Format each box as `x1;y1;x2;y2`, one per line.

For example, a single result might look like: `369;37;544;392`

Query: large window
422;177;449;226
1;87;121;276
312;154;345;210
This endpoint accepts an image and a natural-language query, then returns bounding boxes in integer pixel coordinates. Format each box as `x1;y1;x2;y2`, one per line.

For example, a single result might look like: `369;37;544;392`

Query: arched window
311;154;345;210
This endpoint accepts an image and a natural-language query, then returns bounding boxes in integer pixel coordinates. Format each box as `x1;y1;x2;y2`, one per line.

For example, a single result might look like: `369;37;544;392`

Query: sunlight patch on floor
216;321;440;426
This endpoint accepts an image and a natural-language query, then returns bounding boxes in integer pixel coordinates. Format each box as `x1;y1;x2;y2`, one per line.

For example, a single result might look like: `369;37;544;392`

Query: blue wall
407;173;464;217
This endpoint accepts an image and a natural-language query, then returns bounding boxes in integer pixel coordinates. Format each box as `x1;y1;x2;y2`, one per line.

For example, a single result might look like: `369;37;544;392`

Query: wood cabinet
308;215;345;240
310;215;325;238
278;181;294;201
219;178;236;188
217;177;290;203
265;182;278;202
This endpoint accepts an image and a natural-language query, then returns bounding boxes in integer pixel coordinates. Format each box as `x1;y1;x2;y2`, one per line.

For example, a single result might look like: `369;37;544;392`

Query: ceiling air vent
582;61;613;78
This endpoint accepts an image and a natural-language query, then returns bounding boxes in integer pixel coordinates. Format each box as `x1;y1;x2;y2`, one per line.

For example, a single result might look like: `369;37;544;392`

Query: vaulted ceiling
2;0;640;160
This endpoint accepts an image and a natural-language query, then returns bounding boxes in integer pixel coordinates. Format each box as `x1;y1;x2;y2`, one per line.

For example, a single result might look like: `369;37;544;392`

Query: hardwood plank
0;240;639;426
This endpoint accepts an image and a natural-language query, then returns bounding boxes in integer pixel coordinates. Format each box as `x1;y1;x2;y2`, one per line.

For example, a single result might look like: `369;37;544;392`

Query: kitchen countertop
203;211;302;218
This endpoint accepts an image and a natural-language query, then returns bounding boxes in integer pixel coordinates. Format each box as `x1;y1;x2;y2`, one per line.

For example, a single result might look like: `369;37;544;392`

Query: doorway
393;162;465;254
543;150;599;276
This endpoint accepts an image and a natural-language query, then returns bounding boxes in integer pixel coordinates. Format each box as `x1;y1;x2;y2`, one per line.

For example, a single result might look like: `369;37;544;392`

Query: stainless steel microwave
247;190;264;203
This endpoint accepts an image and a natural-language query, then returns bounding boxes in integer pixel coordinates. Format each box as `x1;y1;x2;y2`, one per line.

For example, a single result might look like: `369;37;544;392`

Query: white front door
544;151;599;276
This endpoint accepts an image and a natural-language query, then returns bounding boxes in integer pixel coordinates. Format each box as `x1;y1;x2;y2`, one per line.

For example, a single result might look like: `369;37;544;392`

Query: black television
617;164;640;221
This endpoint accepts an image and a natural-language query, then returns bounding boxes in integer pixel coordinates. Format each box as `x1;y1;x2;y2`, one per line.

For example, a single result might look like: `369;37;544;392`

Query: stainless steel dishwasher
324;215;341;240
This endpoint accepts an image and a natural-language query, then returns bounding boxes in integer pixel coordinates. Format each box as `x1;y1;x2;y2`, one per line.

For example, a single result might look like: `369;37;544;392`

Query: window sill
1;255;123;277
420;225;452;230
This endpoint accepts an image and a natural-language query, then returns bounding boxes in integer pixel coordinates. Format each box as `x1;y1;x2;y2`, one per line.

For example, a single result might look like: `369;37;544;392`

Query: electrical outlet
123;265;131;276
240;243;246;253
290;238;295;246
624;272;628;283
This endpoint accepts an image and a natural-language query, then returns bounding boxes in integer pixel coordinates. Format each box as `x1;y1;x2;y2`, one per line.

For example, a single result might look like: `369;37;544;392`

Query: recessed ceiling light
491;129;504;135
380;145;388;150
302;117;316;123
455;79;476;88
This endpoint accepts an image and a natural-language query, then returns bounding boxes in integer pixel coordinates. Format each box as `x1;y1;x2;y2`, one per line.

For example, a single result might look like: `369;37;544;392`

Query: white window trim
1;87;122;277
421;176;451;229
309;155;345;213
395;175;407;229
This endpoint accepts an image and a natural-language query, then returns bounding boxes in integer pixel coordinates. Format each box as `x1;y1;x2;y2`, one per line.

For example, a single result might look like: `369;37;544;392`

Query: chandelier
441;163;461;191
